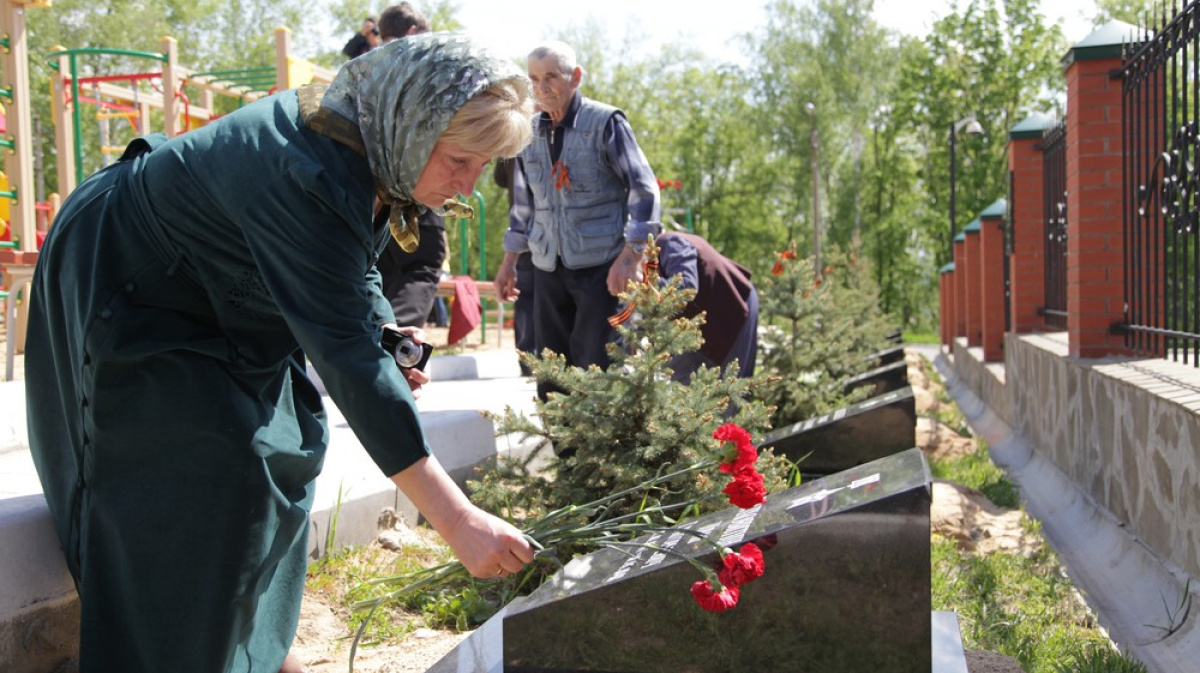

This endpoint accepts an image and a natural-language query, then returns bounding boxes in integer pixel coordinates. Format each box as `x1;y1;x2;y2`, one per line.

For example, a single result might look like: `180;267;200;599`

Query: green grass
902;329;940;344
928;439;1145;673
930;441;1020;508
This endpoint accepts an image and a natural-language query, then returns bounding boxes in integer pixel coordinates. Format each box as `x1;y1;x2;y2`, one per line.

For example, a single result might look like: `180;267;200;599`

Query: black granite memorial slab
428;448;932;673
866;345;906;367
758;386;916;477
842;359;909;397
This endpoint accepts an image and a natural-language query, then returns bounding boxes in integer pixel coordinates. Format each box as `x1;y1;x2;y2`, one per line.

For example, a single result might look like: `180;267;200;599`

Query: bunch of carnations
349;424;770;667
687;423;767;613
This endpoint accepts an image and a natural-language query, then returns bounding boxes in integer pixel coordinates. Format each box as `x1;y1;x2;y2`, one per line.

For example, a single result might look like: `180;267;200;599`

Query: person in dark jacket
493;156;536;373
341;16;379;59
374;3;449;331
656;230;758;383
25;33;535;673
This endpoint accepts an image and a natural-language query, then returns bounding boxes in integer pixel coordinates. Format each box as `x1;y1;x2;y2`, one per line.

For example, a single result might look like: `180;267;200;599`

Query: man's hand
494;252;521;302
607;245;644;296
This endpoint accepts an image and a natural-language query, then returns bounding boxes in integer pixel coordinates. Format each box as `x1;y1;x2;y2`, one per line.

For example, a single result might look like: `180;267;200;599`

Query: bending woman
25;33;534;673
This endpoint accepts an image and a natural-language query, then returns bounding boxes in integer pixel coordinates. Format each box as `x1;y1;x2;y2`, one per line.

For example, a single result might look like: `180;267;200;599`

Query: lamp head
954;115;984;135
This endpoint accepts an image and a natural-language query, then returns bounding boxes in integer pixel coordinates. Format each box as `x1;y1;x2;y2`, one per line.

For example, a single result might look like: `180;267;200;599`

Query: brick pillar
963;219;982;346
939;263;955;346
1063;27;1131;358
1007;114;1053;333
979;200;1006;360
953;235;967;340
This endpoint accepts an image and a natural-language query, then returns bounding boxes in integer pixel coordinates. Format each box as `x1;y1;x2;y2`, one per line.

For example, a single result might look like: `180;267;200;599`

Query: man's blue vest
520;97;629;271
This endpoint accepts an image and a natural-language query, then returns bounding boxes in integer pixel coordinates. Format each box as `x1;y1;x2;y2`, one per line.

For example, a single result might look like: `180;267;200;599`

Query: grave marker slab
866;345;906;367
429;448;932;673
758;386;916;477
843;360;909;398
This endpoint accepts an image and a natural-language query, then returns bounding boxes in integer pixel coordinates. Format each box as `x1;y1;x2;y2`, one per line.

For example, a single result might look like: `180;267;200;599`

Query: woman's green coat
25;89;427;672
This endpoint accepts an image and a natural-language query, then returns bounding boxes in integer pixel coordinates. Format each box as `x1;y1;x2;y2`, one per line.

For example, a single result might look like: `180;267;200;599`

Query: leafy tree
1093;0;1154;26
891;0;1065;268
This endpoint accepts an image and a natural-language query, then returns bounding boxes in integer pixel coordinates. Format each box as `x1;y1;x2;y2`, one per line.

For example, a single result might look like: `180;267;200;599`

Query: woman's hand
390;456;535;578
440;505;535;578
385;324;431;399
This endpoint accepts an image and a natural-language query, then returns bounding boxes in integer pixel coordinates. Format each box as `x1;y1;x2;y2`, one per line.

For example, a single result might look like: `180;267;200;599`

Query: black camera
381;326;434;371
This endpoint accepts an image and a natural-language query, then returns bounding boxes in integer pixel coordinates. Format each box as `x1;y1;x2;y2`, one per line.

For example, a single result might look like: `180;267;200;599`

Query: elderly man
494;41;660;395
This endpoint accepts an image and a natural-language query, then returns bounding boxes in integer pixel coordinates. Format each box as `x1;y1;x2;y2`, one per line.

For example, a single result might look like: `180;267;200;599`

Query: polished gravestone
757;386;916;477
866;345;906;367
843;359;910;398
428;448;932;673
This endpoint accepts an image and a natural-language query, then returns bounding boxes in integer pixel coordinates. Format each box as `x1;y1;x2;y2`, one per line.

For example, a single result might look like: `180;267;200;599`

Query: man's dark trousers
532;260;617;399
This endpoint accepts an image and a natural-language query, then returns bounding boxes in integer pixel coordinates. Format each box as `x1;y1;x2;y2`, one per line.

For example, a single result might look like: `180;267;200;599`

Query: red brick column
953;236;967;340
964;221;982;346
1007;117;1051;333
939;263;955;346
979;202;1006;360
1064;46;1129;357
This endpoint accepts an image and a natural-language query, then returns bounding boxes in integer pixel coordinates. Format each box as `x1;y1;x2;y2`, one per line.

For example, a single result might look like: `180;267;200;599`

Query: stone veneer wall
982;333;1200;580
949;338;1013;426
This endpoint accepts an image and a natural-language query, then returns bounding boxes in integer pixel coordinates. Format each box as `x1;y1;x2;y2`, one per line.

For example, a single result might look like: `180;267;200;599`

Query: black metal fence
1004;170;1015;332
1041;121;1068;330
1120;3;1200;365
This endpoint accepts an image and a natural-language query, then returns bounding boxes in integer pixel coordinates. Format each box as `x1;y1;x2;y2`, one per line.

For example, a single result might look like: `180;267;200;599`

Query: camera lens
393;338;423;368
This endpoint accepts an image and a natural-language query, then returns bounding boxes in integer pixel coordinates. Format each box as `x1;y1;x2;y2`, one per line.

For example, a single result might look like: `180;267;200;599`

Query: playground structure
0;0;336;378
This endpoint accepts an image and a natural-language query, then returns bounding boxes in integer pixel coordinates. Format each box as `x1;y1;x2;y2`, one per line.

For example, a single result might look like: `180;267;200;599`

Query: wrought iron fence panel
1121;2;1200;365
1041;121;1068;330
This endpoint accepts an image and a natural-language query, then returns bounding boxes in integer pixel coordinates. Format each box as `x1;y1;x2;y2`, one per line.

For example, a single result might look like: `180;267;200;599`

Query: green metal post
71;53;83;186
458;217;468;276
472;190;487;342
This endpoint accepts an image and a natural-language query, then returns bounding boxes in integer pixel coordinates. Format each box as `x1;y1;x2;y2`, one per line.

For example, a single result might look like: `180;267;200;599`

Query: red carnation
713;423;752;446
719;441;758;474
690;580;740;613
723;467;766;509
718;542;765;588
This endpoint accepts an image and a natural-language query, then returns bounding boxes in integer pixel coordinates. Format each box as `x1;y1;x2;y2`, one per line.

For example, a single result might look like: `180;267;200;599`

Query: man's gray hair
528;40;578;74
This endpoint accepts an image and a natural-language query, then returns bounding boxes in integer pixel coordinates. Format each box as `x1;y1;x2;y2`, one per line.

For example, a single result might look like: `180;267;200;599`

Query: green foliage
754;245;894;427
1092;0;1155;27
891;0;1066;267
930;440;1020;508
475;241;786;520
1053;644;1148;673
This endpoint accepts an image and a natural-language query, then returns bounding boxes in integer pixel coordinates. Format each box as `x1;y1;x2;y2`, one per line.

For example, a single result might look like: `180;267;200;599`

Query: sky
443;0;1102;65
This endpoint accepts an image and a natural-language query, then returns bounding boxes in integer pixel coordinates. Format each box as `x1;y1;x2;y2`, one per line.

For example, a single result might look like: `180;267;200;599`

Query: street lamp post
949;115;984;257
806;102;821;277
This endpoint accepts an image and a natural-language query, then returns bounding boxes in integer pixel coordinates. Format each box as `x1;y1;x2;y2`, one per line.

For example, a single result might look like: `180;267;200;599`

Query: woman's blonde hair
440;77;534;159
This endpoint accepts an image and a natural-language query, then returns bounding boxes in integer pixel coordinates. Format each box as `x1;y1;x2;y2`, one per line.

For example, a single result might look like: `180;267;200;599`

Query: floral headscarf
319;32;525;250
